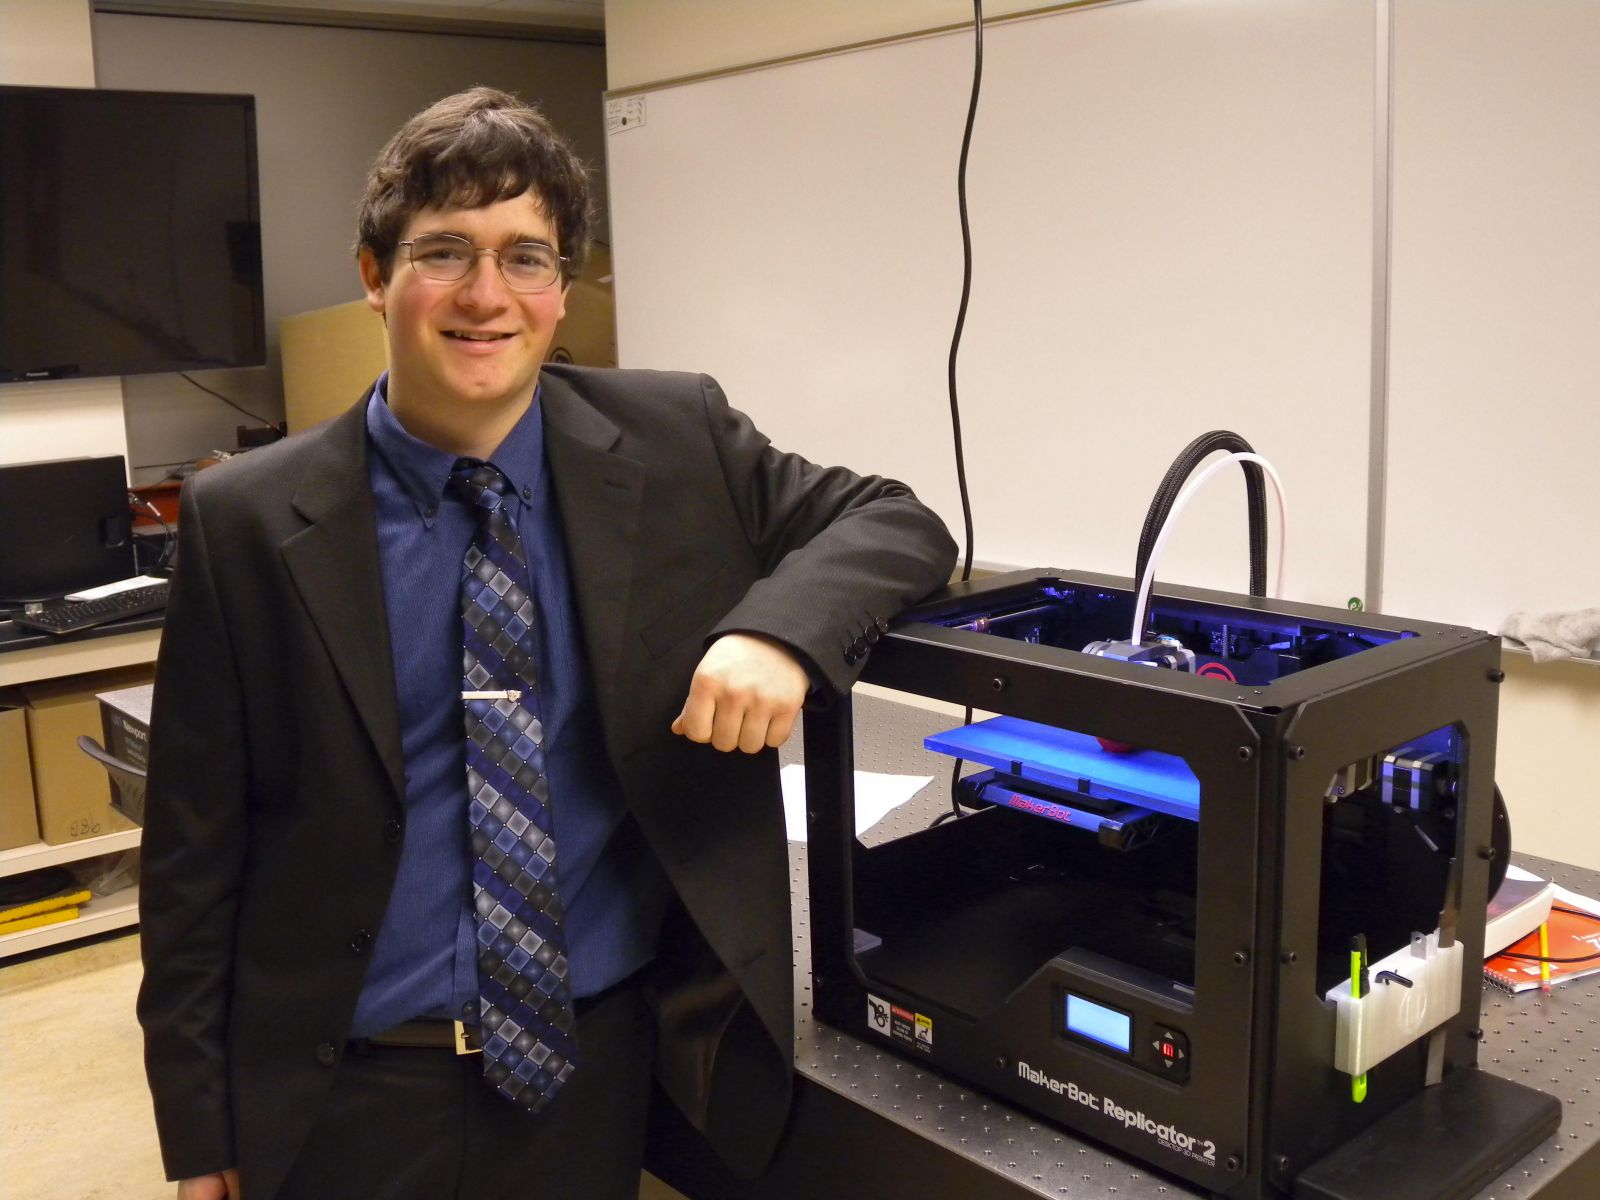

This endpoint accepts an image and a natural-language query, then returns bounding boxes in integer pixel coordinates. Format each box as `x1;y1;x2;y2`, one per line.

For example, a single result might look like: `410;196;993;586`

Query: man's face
359;190;567;427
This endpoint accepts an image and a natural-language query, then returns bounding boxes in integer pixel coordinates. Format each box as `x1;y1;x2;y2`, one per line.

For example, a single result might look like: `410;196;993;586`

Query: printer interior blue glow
933;582;1410;685
926;718;1200;822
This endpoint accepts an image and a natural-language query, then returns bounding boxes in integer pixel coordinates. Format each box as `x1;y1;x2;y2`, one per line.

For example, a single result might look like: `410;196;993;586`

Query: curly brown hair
356;86;592;282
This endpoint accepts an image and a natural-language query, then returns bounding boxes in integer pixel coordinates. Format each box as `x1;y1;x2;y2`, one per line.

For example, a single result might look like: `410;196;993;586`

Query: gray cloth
1500;608;1600;663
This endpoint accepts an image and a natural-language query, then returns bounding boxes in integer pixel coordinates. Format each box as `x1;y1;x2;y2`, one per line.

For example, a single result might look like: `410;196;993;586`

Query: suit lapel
273;377;641;804
281;402;406;805
539;370;644;712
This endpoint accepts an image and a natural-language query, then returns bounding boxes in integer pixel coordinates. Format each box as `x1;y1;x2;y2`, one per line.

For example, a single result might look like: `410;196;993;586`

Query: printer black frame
804;568;1527;1199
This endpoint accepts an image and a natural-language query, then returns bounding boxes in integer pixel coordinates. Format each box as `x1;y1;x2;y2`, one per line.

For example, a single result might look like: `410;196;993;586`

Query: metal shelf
0;882;138;958
1501;640;1600;667
0;624;160;688
0;622;154;958
0;828;142;880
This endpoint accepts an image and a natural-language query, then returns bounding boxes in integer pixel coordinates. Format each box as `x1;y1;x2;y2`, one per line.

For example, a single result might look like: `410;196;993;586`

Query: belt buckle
453;1021;482;1056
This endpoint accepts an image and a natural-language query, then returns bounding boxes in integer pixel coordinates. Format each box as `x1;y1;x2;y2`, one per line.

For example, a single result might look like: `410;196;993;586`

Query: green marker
1350;934;1368;1103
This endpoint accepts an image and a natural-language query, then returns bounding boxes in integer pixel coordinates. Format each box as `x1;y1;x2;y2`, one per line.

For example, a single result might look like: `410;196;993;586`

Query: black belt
360;1020;481;1055
355;970;644;1056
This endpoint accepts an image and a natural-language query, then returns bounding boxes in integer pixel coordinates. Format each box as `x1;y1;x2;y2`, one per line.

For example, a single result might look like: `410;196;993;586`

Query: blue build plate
925;717;1200;823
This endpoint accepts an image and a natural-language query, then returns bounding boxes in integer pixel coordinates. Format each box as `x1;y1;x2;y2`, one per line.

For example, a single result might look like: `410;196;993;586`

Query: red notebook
1484;896;1600;993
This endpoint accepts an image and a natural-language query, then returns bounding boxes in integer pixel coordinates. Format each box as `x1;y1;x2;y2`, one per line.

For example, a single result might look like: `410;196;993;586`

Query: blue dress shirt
350;374;670;1038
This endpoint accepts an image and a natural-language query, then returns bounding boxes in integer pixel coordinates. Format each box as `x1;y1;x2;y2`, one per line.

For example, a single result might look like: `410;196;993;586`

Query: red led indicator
1162;1043;1174;1058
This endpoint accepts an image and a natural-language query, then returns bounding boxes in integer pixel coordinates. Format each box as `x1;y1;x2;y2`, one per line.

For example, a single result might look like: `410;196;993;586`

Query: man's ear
556;281;569;323
358;249;387;315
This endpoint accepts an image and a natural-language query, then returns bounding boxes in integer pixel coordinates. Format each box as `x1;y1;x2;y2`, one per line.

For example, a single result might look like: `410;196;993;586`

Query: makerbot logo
1006;793;1072;823
1016;1060;1096;1107
1016;1062;1216;1165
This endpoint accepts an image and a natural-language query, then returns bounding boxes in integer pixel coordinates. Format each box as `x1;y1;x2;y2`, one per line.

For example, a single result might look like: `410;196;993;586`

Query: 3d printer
803;568;1559;1200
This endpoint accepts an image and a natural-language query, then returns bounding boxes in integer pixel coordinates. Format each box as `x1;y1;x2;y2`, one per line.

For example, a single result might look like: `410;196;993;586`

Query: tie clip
462;689;521;701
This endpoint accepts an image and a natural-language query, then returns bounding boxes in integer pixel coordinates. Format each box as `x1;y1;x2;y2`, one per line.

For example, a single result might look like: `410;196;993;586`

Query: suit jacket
136;365;956;1197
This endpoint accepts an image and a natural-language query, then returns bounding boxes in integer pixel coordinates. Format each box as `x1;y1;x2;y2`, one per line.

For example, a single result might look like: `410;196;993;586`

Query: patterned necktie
449;458;578;1112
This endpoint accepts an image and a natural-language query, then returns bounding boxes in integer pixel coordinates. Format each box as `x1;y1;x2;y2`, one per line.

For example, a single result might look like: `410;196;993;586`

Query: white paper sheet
779;763;932;842
64;574;166;601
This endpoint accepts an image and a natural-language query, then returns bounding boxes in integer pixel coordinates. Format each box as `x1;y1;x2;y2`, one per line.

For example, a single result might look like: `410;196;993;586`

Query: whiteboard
1383;0;1600;634
606;0;1377;612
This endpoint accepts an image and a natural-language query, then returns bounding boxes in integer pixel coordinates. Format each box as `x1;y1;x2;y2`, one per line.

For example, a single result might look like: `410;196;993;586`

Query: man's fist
671;633;809;754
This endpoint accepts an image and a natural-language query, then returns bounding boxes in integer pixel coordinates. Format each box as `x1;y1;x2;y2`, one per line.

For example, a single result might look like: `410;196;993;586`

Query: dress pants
272;975;655;1200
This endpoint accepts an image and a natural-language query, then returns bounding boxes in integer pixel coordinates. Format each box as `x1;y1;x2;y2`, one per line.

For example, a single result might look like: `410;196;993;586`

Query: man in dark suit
137;87;954;1200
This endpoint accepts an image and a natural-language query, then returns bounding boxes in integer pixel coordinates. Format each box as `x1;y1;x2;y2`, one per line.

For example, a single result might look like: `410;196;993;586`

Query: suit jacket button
850;635;868;655
315;1042;338;1067
383;818;403;845
864;625;881;644
843;647;860;665
349;929;373;955
875;616;890;633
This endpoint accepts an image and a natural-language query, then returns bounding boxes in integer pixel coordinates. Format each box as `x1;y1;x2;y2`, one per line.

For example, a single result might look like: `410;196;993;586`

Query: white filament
1129;451;1288;646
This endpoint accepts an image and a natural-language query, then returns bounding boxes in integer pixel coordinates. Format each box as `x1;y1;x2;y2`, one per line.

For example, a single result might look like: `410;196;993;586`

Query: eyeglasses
399;233;568;292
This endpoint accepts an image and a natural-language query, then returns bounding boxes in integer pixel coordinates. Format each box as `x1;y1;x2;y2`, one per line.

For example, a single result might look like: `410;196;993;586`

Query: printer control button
1153;1027;1190;1081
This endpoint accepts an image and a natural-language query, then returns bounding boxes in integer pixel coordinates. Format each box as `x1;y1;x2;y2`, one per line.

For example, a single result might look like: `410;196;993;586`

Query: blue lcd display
1065;993;1132;1053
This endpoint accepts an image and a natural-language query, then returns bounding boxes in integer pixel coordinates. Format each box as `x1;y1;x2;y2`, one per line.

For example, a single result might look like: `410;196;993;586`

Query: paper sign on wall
606;96;646;135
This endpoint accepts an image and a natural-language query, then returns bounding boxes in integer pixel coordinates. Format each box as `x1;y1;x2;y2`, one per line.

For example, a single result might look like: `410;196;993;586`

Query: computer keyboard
12;582;170;635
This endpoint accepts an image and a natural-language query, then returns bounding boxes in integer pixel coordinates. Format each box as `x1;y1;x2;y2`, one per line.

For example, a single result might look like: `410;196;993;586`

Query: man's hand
671;633;809;754
178;1170;240;1200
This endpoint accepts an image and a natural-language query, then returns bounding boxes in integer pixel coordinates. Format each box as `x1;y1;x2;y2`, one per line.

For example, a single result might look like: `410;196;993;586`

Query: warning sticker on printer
866;993;892;1034
865;993;932;1053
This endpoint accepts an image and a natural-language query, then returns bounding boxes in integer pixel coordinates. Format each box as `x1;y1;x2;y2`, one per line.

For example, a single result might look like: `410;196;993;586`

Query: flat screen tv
0;85;264;383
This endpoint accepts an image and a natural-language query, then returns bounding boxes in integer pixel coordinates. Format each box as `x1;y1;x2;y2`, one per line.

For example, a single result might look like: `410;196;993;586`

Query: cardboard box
12;666;150;844
280;298;389;434
547;242;617;368
96;683;153;826
0;706;41;851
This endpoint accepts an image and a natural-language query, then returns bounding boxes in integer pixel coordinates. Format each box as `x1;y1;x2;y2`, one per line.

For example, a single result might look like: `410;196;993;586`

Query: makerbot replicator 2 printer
804;568;1559;1199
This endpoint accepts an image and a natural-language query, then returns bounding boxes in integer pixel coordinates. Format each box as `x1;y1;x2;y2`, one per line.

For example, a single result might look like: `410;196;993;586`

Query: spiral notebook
1484;889;1600;993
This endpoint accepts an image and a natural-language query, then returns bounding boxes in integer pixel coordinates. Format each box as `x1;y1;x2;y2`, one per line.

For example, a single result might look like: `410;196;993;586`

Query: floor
0;931;687;1199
